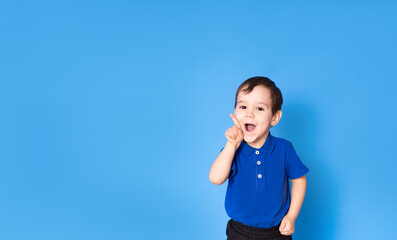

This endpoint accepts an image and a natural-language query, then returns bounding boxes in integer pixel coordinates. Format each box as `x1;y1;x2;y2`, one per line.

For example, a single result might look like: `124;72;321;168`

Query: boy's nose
245;112;254;118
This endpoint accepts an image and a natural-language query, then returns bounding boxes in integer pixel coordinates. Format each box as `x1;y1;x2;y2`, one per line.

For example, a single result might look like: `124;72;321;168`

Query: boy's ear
271;110;282;126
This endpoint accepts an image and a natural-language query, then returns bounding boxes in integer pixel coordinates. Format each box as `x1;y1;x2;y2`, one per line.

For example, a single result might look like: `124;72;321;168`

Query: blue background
1;1;396;239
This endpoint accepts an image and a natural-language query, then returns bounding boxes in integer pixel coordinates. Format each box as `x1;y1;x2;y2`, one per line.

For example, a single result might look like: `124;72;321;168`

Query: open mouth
244;124;256;132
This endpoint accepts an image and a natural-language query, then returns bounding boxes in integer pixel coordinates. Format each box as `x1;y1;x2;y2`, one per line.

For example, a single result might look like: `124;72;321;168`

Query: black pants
226;218;292;240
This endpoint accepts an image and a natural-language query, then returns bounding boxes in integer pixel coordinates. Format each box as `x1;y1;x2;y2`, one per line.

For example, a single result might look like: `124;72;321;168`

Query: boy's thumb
279;220;286;232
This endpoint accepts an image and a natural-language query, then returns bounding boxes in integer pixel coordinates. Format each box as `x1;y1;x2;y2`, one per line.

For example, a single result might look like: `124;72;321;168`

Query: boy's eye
239;106;264;111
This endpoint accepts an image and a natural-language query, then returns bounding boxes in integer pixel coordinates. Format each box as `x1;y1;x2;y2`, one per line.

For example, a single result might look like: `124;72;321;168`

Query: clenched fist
225;113;244;147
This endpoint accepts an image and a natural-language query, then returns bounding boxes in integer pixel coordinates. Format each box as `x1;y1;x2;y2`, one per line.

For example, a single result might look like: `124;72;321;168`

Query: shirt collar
239;131;275;156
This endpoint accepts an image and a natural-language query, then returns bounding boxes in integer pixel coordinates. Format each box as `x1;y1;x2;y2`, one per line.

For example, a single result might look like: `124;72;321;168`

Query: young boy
209;76;309;240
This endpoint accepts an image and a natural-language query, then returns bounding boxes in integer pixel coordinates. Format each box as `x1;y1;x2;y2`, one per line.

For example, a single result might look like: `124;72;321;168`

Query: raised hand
225;113;244;146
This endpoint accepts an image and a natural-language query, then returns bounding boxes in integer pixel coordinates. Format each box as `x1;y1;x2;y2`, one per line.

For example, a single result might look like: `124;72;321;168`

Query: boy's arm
209;113;244;185
287;175;307;220
279;175;307;235
209;141;239;185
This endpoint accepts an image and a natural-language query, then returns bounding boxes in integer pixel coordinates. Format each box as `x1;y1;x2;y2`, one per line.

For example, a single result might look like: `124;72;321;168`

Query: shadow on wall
281;102;339;240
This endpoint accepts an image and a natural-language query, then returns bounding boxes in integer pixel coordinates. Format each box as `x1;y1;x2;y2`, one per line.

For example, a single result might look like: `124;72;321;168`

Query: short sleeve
286;142;309;179
220;146;237;179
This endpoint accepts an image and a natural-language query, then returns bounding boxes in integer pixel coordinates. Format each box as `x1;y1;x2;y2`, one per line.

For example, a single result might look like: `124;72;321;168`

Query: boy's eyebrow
237;100;269;107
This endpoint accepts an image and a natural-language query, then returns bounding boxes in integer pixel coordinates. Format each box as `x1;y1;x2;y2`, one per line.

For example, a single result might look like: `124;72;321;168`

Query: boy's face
234;85;282;149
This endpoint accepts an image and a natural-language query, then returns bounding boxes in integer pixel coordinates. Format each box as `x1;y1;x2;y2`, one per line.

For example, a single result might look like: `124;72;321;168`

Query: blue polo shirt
220;131;309;228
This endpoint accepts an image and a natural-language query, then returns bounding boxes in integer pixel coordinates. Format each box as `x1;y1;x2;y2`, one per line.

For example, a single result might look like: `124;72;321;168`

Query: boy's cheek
234;112;244;125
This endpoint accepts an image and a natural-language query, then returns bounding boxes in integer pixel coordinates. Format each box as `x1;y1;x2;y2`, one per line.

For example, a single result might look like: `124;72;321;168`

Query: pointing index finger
229;113;242;129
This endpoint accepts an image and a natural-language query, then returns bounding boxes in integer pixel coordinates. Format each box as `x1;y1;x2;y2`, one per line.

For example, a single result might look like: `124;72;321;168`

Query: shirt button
258;174;262;178
255;150;260;155
257;161;261;165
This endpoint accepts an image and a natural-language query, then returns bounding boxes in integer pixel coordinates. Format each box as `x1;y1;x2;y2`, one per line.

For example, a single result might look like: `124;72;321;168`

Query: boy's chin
243;131;268;143
243;136;256;143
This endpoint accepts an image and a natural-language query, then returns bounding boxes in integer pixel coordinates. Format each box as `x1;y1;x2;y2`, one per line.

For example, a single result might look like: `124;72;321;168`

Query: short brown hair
234;76;283;115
